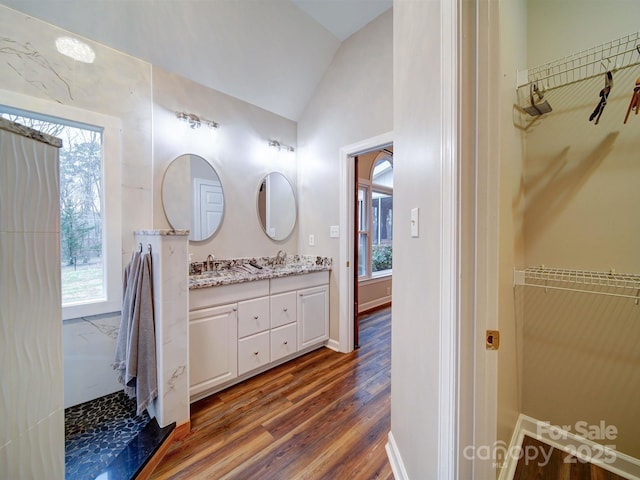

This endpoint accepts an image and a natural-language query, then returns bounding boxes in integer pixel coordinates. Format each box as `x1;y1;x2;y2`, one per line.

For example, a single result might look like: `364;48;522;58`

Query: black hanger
589;71;613;125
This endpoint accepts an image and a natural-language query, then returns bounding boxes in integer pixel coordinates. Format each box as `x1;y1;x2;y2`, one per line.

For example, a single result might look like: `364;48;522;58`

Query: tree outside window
1;109;105;306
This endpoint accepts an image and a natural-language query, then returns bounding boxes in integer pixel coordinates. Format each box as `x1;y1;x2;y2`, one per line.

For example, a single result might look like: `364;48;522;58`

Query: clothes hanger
589;70;613;125
624;76;640;124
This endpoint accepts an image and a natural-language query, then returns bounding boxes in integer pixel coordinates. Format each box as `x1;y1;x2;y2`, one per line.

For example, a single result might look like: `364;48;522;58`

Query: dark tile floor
65;390;168;480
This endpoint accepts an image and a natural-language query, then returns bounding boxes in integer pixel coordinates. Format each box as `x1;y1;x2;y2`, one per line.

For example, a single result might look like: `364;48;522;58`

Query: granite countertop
189;255;332;289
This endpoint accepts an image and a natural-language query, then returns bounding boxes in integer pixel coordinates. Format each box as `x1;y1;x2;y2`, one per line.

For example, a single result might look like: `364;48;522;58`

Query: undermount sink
190;271;222;280
269;264;308;274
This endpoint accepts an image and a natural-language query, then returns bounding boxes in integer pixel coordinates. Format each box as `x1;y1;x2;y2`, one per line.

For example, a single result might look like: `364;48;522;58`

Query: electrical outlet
309;234;315;246
329;225;340;238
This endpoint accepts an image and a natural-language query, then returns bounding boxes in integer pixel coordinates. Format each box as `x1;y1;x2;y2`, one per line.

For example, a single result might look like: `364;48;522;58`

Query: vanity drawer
270;291;297;328
238;296;270;338
238;331;270;375
270;270;329;294
270;323;297;362
190;280;269;311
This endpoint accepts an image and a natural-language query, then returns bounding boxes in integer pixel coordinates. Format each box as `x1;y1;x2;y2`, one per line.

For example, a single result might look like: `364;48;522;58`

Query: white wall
297;9;393;342
390;1;448;477
152;67;299;261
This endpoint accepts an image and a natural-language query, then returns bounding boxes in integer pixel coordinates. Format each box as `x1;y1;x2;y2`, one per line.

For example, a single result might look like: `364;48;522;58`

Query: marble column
134;230;190;429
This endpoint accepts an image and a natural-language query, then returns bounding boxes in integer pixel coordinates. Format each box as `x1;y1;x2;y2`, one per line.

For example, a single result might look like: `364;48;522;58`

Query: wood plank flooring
150;308;393;480
513;436;627;480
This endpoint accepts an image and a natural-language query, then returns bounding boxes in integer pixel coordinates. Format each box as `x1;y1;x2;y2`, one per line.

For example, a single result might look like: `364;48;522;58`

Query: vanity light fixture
268;139;295;153
176;112;219;130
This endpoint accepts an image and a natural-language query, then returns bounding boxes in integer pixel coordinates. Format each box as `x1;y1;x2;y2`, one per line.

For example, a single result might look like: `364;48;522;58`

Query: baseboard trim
358;296;392;314
500;415;640;480
386;431;409;480
325;338;341;352
137;420;190;480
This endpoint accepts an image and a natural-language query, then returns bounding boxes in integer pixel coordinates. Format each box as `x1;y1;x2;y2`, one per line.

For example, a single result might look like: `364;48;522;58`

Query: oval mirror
162;154;224;242
257;172;296;241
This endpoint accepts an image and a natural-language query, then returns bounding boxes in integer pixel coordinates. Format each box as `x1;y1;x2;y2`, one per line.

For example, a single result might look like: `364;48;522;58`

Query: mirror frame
161;153;225;242
256;171;297;241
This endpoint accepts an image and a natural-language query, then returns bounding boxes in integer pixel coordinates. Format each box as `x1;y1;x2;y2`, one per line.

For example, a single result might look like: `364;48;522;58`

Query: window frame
358;154;393;282
370;184;393;278
1;91;122;321
357;182;371;278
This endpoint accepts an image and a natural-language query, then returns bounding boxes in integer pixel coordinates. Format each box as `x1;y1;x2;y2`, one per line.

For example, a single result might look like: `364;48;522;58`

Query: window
1;97;121;320
358;153;393;279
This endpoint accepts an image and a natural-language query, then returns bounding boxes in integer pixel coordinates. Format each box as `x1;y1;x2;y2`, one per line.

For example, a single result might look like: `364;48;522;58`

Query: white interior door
193;177;223;240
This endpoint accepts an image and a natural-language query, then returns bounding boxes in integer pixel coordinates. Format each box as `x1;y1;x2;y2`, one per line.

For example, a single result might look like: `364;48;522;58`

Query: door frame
338;131;393;354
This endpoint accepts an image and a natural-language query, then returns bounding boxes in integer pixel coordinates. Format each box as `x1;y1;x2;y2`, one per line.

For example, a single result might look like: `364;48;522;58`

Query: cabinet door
297;285;329;350
238;296;270;338
270;291;297;328
189;303;238;397
238;330;270;375
271;323;297;362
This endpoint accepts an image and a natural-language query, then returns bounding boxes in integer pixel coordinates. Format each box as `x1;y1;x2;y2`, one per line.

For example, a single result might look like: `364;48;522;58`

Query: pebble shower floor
65;391;149;479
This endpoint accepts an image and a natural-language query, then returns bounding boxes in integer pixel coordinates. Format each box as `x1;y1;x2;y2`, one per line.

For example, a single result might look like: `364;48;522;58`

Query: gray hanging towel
113;250;158;416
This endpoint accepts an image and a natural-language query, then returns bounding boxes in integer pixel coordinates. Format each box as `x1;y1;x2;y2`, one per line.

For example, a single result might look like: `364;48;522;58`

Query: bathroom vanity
160;152;324;402
188;258;331;402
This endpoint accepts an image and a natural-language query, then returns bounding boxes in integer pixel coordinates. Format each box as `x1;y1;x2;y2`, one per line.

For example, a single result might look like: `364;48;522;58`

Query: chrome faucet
206;254;215;272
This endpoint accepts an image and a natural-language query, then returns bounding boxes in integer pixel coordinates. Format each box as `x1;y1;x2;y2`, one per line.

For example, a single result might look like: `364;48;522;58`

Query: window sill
358;271;392;286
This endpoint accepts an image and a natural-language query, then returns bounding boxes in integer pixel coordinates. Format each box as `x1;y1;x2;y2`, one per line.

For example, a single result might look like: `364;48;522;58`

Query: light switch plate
410;207;419;237
329;225;339;238
309;234;315;246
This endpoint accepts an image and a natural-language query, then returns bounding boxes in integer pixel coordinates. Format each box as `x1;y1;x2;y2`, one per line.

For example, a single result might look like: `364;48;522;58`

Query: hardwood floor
151;308;393;480
513;436;627;480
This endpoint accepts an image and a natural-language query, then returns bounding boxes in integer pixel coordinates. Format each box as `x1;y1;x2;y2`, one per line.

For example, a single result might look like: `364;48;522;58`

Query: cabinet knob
284;341;288;345
253;315;259;320
253;351;259;355
283;307;288;312
233;307;237;311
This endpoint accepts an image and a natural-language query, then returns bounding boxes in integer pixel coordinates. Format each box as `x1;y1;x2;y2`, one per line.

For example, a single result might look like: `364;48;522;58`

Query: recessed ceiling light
55;36;95;63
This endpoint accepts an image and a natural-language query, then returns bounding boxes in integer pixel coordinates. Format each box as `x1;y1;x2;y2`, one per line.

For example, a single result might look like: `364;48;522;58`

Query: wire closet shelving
513;266;640;302
517;31;640;93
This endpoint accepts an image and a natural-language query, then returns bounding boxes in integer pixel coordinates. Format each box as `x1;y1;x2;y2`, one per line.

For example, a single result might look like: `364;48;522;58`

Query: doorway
352;145;393;348
337;131;393;354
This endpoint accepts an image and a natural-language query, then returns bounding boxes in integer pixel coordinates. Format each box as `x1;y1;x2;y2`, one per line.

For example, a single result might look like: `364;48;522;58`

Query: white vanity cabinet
189;270;329;401
270;271;330;351
189;303;238;397
297;285;330;349
237;296;271;375
189;280;269;397
270;291;298;362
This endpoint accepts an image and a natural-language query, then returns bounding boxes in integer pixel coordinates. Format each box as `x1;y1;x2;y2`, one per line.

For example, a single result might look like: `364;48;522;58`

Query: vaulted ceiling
1;0;392;121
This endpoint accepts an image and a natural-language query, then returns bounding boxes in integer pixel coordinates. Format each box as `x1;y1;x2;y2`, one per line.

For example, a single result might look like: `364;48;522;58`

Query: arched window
358;152;393;278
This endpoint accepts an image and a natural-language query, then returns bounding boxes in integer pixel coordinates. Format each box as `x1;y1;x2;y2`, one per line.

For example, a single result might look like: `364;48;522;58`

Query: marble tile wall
135;230;190;429
63;313;122;408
